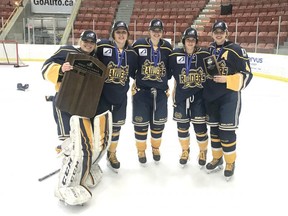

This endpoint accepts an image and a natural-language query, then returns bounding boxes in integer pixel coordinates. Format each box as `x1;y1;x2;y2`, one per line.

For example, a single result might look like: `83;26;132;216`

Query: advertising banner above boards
248;52;288;81
31;0;75;14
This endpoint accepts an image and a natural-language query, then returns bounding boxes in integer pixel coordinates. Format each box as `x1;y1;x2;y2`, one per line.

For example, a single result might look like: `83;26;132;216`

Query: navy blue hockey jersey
132;38;172;91
203;41;253;102
168;47;210;104
96;39;138;105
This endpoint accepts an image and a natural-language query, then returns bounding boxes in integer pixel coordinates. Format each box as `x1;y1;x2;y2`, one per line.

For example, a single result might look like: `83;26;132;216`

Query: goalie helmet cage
0;40;28;67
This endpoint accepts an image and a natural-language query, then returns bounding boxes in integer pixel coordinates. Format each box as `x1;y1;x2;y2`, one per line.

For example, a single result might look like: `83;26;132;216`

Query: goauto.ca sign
31;0;75;14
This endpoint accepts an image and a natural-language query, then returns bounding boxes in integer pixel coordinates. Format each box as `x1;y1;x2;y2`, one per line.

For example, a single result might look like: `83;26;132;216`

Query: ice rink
1;61;288;216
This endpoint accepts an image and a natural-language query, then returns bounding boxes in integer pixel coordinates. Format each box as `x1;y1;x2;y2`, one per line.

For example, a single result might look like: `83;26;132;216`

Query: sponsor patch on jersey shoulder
139;48;147;56
103;47;112;56
176;56;185;64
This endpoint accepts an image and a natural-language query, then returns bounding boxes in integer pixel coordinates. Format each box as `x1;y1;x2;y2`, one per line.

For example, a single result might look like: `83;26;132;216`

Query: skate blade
179;163;187;168
225;176;233;182
198;164;205;170
206;165;223;174
154;160;160;165
139;162;147;167
106;161;119;173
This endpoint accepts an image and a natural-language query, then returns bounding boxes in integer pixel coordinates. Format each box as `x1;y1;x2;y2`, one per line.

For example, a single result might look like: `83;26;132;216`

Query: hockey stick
38;169;60;182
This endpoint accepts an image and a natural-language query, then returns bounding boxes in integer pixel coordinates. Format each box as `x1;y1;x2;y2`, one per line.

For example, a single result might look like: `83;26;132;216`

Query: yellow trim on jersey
97;44;114;49
224;47;249;60
43;63;61;84
226;73;243;91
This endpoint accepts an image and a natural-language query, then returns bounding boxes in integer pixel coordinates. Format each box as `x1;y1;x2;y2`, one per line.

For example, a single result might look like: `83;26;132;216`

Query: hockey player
132;19;172;164
41;30;112;205
203;21;253;180
96;21;138;172
168;27;209;167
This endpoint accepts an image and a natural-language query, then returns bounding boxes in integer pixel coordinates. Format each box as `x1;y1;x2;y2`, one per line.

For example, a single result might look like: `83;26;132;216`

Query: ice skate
107;151;120;173
179;149;190;167
224;162;235;181
206;157;223;174
138;150;147;165
198;150;207;169
152;147;161;164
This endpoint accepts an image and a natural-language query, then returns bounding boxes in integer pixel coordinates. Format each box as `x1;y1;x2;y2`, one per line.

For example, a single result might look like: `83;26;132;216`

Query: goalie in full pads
41;30;112;205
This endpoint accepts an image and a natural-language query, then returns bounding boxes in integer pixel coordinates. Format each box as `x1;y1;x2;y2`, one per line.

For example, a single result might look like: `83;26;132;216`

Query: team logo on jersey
176;56;185;64
174;112;183;119
138;48;147;56
103;48;112;57
105;61;129;86
179;67;205;88
134;116;143;123
141;59;166;82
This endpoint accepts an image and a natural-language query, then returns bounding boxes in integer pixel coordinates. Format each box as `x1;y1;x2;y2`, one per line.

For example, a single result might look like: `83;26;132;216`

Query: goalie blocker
55;110;112;206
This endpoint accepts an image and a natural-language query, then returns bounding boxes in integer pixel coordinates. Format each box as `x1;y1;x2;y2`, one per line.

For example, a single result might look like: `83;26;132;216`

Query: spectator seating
0;0;18;31
129;0;209;43
202;0;288;53
70;0;119;41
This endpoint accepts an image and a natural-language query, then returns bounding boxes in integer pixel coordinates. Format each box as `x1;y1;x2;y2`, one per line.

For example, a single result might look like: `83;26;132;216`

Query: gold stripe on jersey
245;62;251;72
226;73;244;91
224;47;249;61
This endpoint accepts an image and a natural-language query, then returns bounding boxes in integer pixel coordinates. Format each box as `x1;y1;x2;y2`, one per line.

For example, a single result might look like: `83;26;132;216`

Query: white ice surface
1;62;288;216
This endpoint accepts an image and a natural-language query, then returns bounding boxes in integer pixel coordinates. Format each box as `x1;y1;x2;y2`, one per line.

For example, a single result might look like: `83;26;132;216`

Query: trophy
55;53;107;118
203;55;220;76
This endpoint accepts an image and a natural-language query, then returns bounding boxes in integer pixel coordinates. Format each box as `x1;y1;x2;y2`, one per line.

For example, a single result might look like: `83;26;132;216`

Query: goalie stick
38;169;60;182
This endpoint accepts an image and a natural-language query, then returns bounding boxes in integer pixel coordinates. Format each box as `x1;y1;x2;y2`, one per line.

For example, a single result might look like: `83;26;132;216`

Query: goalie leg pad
56;115;94;205
55;185;92;206
86;163;103;188
92;110;112;164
